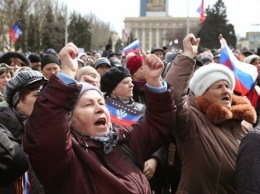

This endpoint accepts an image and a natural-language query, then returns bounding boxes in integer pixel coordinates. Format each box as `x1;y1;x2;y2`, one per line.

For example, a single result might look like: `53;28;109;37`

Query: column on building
142;25;146;51
149;28;153;52
156;27;160;47
162;26;167;46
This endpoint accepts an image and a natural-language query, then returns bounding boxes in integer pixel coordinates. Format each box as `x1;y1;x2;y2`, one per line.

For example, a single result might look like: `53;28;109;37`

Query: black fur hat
101;66;131;95
0;52;30;66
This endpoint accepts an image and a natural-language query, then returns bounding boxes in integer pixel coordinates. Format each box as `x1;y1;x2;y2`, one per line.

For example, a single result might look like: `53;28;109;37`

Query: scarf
90;126;118;154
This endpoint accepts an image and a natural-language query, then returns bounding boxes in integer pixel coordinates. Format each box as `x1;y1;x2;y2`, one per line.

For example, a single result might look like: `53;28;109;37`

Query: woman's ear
16;101;21;110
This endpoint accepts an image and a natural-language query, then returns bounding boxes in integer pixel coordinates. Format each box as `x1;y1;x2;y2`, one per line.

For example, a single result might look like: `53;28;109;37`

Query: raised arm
23;43;82;189
59;42;79;79
164;33;200;139
142;52;164;87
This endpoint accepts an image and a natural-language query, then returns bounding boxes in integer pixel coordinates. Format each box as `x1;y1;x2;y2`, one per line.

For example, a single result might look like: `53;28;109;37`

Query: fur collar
195;94;256;124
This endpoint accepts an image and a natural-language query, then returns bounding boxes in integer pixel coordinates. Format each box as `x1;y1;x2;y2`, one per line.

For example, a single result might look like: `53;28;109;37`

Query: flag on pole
219;36;258;96
9;22;22;44
122;28;128;39
196;0;205;23
123;39;140;55
105;97;143;127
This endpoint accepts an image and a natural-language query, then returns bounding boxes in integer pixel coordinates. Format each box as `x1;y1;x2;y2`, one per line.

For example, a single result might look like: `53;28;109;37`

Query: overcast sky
65;0;260;38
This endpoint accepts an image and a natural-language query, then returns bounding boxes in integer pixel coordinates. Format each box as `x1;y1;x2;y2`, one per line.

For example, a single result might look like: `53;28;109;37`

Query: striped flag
123;39;140;55
196;0;205;23
105;97;143;127
220;36;258;96
9;22;22;44
122;28;128;39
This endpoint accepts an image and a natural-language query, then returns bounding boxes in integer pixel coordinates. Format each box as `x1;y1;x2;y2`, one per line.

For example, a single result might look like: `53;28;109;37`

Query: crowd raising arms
0;33;259;194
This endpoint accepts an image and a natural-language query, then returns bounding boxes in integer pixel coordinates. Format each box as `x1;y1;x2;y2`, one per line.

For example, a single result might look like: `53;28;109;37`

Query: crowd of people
0;33;260;194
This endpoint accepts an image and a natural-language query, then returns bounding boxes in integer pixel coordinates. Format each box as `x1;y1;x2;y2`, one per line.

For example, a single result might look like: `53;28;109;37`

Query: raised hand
59;42;78;79
142;52;164;87
182;33;200;59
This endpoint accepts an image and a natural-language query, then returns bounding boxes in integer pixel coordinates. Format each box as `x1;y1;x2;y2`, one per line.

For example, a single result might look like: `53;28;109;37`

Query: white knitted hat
189;63;235;96
244;54;260;64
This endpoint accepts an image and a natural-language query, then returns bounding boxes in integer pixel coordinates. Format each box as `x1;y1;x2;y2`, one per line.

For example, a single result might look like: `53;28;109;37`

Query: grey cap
4;70;43;107
94;57;111;69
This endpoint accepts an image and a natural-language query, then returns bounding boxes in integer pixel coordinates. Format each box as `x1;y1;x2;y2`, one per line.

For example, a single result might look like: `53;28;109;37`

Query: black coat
0;123;29;186
0;106;45;194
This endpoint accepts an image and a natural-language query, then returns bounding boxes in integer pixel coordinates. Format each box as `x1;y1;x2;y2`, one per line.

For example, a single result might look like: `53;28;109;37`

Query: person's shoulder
240;128;260;148
244;128;260;139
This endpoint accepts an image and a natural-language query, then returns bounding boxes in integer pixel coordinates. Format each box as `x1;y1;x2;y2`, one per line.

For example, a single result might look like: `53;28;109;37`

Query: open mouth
222;96;230;102
94;118;106;126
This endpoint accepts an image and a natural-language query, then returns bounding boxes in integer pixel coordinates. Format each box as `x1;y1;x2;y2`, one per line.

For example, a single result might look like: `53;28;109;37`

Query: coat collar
194;94;256;124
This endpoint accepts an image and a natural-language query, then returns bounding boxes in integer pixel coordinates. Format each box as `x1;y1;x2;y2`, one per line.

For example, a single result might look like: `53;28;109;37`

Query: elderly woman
75;66;101;88
164;33;256;194
23;43;176;194
0;70;45;193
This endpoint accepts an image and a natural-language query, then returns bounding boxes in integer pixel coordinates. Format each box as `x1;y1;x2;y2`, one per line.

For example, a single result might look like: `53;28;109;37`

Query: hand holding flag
219;34;258;95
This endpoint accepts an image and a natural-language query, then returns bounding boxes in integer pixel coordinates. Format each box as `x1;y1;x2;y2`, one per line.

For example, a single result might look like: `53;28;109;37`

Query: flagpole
186;0;190;35
65;0;68;45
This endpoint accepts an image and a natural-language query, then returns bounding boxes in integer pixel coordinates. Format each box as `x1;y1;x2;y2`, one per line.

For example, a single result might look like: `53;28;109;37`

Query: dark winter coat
23;74;176;194
0;106;45;194
0;123;28;187
236;127;260;194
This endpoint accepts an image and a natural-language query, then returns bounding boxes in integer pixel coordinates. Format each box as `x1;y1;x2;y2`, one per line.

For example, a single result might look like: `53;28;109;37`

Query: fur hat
28;53;41;63
41;54;60;70
189;63;235;96
0;52;30;66
4;70;43;107
244;54;260;64
94;57;111;69
101;66;131;95
126;55;142;76
75;66;100;81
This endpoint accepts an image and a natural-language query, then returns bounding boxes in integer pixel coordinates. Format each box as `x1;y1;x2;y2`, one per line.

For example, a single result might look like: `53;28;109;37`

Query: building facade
124;0;201;51
124;16;201;51
237;32;260;53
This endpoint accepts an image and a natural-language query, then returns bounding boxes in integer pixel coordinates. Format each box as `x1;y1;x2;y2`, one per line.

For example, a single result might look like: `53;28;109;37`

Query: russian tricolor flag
220;37;258;96
123;39;140;55
9;22;22;44
105;97;143;127
196;0;205;23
